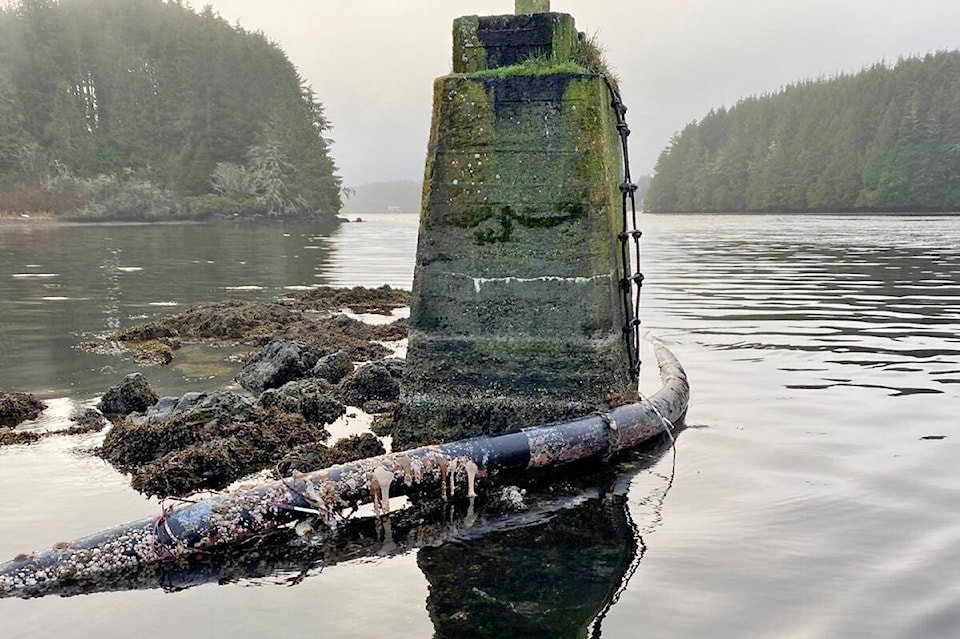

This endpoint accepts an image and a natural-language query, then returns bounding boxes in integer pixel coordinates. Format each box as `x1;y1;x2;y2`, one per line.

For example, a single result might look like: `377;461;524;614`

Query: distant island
0;0;342;221
341;181;422;215
646;50;960;213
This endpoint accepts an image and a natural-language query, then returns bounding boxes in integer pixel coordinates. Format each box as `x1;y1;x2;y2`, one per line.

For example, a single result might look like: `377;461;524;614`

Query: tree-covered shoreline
0;0;342;221
646;51;960;214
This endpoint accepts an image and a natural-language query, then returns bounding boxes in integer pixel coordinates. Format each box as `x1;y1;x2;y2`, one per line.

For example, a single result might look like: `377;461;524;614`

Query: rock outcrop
310;350;355;384
338;361;403;408
236;339;322;394
97;374;159;416
0;392;46;427
257;379;345;425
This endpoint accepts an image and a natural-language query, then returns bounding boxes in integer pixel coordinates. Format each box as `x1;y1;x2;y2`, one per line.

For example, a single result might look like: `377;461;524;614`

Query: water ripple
643;214;960;398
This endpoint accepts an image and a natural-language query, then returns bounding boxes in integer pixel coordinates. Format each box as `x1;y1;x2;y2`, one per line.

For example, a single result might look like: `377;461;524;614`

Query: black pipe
0;342;688;598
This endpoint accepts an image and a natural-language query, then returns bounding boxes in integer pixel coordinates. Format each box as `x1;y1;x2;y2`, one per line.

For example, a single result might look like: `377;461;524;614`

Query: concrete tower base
395;13;632;449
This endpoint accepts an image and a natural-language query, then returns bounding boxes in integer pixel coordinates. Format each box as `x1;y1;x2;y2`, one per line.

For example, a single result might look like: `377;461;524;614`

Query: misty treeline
647;51;960;213
339;181;422;215
0;0;341;220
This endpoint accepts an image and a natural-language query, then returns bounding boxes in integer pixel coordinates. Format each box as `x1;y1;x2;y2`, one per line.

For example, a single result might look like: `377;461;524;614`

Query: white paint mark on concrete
454;272;613;294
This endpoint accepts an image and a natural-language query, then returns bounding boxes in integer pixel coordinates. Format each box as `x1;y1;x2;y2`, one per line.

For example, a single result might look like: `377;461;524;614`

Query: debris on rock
163;299;300;341
78;286;410;367
0;392;47;427
277;433;386;476
115;322;180;342
280;314;394;361
130;338;181;366
236;339;322;394
292;285;411;315
96;322;182;367
130;409;329;497
371;319;408;342
76;285;413;496
97;374;159;417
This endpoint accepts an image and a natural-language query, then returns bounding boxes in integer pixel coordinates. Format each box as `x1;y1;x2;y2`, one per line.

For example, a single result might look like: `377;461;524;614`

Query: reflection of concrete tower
417;493;637;638
415;430;680;638
396;4;632;449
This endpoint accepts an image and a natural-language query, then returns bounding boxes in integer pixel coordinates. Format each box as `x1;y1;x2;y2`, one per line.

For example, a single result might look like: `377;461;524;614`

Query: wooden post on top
515;0;551;14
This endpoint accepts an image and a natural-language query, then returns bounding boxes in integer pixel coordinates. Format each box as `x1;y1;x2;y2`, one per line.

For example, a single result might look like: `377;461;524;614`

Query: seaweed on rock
85;285;413;496
82;286;410;366
100;390;341;497
128;411;329;497
104;407;331;498
0;392;47;428
276;433;386;476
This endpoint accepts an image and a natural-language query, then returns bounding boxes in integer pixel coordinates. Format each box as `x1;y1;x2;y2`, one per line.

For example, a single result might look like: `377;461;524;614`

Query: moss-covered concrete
397;53;631;448
453;13;578;74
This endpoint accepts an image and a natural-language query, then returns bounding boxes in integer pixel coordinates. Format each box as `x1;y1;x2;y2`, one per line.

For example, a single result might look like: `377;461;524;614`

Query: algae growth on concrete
397;11;632;448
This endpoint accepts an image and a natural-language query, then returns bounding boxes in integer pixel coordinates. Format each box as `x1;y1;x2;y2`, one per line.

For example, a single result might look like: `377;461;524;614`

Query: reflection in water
412;433;674;637
418;435;679;638
0;219;348;397
644;214;960;398
5;433;678;638
6;214;956;636
418;494;639;638
423;500;630;635
101;244;123;334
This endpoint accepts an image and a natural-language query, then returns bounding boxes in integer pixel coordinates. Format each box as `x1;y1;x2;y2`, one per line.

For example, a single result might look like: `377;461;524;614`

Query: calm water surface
0;213;958;638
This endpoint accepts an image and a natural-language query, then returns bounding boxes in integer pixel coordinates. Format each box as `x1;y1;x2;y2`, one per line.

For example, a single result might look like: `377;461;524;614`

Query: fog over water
204;0;960;187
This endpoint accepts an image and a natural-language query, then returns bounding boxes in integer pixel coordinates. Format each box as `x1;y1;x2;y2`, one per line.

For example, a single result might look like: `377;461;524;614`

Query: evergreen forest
0;0;342;220
646;51;960;213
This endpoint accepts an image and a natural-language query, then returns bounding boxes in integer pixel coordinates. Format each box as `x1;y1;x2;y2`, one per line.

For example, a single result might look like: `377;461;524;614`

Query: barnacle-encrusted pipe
0;343;687;599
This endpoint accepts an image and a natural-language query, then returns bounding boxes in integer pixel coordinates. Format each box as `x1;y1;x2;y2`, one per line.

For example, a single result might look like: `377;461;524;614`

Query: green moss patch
464;58;590;80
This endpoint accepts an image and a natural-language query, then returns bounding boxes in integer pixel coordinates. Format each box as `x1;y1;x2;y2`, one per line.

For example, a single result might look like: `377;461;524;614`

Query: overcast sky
208;0;960;188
